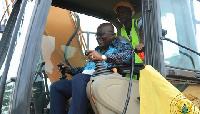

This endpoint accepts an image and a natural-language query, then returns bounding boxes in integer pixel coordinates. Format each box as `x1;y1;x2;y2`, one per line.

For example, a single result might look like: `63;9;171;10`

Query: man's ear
131;11;135;17
112;33;116;39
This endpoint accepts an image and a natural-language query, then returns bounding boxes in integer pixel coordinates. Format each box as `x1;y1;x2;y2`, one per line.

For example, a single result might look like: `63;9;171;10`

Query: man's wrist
102;55;107;61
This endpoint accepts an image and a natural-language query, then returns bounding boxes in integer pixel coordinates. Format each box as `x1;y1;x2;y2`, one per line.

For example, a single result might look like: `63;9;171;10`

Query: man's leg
50;79;72;114
68;73;91;114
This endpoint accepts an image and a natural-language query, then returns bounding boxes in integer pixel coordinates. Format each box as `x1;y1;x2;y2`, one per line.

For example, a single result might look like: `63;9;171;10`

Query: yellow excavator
0;0;200;114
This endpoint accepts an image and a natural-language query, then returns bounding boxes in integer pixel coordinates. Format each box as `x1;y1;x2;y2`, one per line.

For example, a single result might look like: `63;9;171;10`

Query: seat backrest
86;74;140;114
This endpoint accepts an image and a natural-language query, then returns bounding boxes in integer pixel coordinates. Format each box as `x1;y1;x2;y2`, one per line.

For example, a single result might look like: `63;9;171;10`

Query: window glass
160;0;200;70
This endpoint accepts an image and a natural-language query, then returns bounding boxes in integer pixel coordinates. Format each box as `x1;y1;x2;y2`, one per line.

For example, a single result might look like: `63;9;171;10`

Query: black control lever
57;63;67;80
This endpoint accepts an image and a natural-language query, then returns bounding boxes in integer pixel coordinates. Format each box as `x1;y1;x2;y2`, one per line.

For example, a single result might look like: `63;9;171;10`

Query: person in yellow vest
113;1;145;64
113;1;145;79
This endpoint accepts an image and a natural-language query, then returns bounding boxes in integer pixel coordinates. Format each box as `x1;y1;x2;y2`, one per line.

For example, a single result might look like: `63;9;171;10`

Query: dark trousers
50;73;91;114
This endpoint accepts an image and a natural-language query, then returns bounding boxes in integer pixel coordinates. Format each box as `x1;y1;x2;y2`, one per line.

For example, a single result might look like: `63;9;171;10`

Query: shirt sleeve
69;67;85;76
105;40;133;65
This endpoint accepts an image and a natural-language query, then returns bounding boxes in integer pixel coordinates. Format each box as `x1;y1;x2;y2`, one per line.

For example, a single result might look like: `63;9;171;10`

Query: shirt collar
95;40;116;54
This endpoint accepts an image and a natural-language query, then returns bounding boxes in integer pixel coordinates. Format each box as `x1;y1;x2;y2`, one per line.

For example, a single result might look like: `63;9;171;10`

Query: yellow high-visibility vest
117;18;143;79
117;18;143;64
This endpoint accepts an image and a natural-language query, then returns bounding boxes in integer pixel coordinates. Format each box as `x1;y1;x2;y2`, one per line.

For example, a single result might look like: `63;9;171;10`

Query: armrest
114;63;144;78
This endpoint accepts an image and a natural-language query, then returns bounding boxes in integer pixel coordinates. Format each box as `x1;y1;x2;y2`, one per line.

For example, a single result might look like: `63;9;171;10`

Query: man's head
113;1;134;24
96;23;115;50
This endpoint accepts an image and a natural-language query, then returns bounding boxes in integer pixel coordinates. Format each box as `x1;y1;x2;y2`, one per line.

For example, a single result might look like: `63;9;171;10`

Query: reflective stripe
125;73;138;80
138;18;142;28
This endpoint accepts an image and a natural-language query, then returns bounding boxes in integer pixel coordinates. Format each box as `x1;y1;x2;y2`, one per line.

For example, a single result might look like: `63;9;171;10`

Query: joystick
57;63;67;80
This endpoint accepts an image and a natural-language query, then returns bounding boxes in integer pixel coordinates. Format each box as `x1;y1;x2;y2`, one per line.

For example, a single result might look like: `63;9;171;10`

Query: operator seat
86;62;144;114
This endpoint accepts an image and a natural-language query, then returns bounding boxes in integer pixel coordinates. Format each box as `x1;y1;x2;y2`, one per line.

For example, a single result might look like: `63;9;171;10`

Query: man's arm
139;26;144;44
135;18;144;53
105;40;133;64
86;41;133;64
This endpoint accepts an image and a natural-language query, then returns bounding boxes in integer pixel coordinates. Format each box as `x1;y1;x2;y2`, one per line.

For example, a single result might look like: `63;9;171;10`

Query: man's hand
86;50;105;62
58;64;71;73
135;43;144;53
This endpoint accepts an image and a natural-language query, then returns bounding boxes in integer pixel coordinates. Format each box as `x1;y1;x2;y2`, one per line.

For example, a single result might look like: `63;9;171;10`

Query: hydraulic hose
64;13;80;67
122;50;135;114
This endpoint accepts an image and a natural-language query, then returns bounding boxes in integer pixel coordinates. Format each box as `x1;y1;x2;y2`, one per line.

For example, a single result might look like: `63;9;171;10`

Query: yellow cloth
139;65;200;114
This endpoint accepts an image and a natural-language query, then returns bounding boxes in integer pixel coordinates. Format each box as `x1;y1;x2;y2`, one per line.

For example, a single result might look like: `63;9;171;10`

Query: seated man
50;23;133;114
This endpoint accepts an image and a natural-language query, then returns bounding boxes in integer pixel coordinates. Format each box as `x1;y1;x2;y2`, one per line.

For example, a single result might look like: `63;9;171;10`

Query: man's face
96;25;114;49
116;6;132;24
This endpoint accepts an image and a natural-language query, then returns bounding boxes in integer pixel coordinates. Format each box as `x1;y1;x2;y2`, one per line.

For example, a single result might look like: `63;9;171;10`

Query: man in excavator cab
49;23;134;114
114;1;145;80
114;2;144;60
